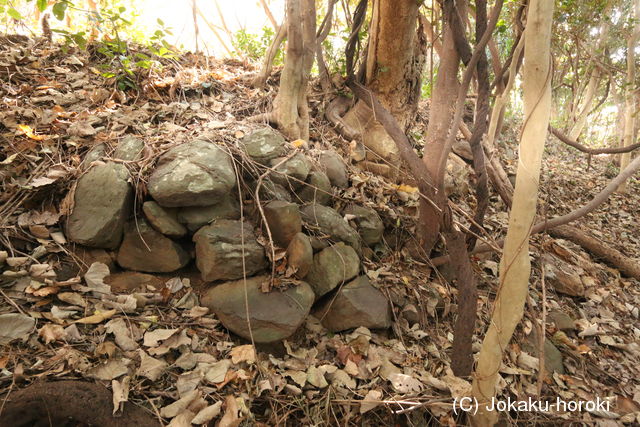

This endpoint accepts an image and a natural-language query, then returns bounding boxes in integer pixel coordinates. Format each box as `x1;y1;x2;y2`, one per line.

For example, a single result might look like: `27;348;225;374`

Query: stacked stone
65;128;391;343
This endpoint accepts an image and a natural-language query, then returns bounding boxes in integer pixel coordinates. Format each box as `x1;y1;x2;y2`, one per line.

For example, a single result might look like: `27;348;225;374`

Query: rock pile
65;128;391;343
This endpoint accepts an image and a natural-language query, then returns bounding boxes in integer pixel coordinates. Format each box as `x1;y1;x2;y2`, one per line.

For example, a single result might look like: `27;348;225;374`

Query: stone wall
65;128;391;343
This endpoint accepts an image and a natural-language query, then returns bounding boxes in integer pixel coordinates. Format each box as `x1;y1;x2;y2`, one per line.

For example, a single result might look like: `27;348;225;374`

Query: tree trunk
472;1;554;425
418;3;461;252
341;0;424;178
271;0;316;140
618;0;640;192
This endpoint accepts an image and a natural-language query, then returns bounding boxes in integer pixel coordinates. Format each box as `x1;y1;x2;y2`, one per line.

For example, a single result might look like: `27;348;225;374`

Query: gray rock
524;330;565;374
148;140;236;207
241;128;287;164
318;151;348;188
305;243;360;297
297;171;332;205
314;276;391;332
300;204;361;253
193;220;267;281
113;136;144;161
142;201;187;238
263;201;302;247
177;197;241;232
270;153;311;189
343;205;383;246
116;220;190;273
444;153;470;197
286;233;313;279
105;271;164;293
81;144;106;170
258;180;292;202
201;275;315;343
548;310;575;331
67;163;132;249
542;254;585;297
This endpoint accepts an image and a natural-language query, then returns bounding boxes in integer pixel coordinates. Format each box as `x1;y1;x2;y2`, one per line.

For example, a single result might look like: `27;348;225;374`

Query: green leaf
37;0;47;12
52;1;67;20
7;7;23;20
157;18;164;25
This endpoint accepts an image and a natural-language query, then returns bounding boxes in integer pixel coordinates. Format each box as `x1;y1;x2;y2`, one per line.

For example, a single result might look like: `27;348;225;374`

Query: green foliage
232;26;283;65
3;0;178;91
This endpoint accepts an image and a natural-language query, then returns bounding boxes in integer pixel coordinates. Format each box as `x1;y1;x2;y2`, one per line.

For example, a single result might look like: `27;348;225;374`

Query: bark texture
271;0;316;140
472;1;554;425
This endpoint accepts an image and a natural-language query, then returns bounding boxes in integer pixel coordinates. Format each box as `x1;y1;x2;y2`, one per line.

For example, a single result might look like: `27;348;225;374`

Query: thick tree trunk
340;0;424;178
271;0;316;140
472;1;554;425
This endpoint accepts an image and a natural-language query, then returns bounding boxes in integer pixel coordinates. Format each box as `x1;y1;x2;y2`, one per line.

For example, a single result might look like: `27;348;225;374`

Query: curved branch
549;126;640;155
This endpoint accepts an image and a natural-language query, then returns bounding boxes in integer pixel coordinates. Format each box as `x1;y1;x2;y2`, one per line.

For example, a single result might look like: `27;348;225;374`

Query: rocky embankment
66;128;391;342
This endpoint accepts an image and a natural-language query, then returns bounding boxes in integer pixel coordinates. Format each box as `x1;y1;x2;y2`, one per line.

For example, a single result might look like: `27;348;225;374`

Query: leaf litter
0;35;638;426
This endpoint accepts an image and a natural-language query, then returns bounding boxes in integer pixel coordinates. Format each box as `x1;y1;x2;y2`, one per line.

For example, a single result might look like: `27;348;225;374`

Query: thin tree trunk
472;2;553;425
618;0;640;192
271;0;316;140
252;20;287;88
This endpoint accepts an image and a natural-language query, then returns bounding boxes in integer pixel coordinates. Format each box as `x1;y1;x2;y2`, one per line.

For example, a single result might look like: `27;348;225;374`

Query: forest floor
1;36;639;426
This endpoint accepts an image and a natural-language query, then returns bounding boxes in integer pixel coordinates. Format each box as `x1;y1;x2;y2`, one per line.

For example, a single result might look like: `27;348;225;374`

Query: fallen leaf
160;389;199;418
0;313;35;345
112;376;130;414
17;124;46;140
84;262;111;296
191;401;222;425
105;318;139;351
74;309;117;324
218;395;241;427
143;328;178;347
86;358;129;380
137;350;167;381
205;360;232;384
38;323;66;344
230;345;255;364
360;389;383;414
389;373;424;394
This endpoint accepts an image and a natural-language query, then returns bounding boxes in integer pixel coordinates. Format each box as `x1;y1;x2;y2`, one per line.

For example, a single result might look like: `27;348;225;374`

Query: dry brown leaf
218;395;241;427
74;309;116;324
230;345;255;364
38;323;66;344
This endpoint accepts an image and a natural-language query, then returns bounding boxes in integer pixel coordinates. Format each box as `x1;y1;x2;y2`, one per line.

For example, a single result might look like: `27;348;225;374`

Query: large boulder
177;197;240;232
305;243;360;297
116;220;190;273
193;220;267;281
148;140;236;207
241;128;287;164
313;276;391;332
67;162;132;249
343;205;383;246
201;276;315;343
318;151;349;188
263;201;301;247
297;171;332;205
142;201;187;238
300;204;361;252
270;153;311;189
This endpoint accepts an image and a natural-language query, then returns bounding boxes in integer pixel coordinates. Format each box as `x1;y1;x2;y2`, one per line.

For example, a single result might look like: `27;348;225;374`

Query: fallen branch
549;126;640;155
434;154;640;279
